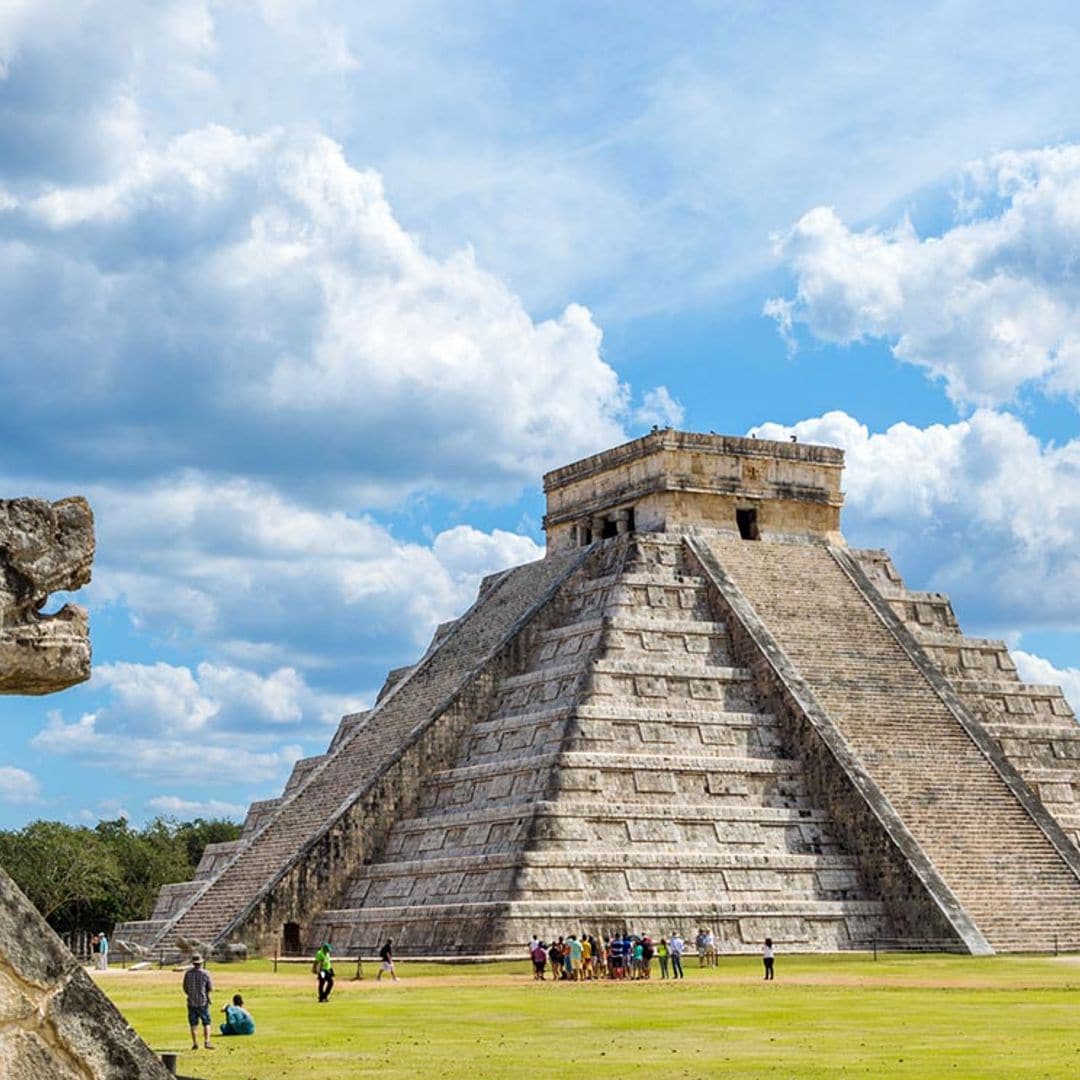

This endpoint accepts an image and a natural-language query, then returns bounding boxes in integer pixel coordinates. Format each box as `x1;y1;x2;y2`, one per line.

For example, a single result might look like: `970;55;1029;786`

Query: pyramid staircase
853;549;1080;849
693;535;1080;953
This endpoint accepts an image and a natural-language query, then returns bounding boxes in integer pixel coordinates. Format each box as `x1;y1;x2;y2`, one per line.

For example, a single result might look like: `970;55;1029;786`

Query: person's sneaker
204;1043;216;1050
191;1044;198;1051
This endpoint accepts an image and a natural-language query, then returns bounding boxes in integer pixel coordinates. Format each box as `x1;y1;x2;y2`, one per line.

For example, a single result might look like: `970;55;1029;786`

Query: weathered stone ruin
0;497;171;1079
124;431;1080;959
0;496;94;694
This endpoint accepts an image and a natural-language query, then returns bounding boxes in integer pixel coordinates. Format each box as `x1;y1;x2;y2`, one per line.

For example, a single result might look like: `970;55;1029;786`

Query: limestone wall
543;429;844;551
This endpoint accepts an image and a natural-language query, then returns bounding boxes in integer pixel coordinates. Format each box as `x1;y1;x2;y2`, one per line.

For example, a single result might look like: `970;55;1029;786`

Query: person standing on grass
97;931;109;971
531;940;547;980
182;954;215;1051
581;933;593;980
314;942;334;1001
548;938;562;980
657;937;670;980
568;935;583;981
377;939;399;982
763;938;775;980
641;936;654;979
592;936;607;980
669;932;685;979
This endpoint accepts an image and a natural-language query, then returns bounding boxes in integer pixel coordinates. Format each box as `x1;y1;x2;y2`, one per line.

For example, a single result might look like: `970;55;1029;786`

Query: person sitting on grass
220;994;255;1036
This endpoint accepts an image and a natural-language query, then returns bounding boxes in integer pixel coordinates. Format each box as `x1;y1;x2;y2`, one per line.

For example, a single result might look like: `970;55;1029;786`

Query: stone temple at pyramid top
543;428;845;551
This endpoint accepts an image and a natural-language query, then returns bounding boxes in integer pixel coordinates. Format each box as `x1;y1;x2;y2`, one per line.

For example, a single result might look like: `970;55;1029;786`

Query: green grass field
97;953;1080;1079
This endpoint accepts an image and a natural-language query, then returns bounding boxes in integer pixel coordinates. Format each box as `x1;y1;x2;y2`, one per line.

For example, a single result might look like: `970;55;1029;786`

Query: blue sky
2;0;1079;826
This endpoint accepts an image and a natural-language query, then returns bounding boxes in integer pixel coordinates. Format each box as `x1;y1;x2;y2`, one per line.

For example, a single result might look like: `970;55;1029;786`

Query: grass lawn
96;953;1080;1079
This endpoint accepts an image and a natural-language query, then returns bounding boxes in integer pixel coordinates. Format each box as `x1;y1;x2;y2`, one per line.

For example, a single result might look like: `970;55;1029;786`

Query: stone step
356;849;864;878
391;800;832;833
591;657;750;680
429;751;807;786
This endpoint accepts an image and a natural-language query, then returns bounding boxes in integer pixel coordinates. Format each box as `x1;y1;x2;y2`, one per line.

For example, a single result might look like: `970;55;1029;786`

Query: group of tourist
529;931;688;980
174;931;775;1051
529;931;777;981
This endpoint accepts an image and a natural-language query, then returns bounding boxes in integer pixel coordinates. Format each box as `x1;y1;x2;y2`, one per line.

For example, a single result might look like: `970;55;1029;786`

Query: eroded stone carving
0;496;94;695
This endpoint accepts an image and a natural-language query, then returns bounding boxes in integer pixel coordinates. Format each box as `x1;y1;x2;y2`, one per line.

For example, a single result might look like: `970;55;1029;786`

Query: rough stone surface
132;430;1080;958
0;496;94;694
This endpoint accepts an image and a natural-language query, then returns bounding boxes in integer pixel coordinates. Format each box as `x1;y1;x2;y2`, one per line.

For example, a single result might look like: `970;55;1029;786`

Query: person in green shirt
314;943;334;1002
657;937;670;979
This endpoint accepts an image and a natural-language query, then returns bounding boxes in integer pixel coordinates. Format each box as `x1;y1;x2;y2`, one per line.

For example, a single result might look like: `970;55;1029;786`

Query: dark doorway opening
736;508;760;540
283;922;302;955
626;507;636;532
581;527;593;546
601;517;618;539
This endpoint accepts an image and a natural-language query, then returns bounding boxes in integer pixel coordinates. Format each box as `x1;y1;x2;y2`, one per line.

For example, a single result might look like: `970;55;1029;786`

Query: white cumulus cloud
33;708;306;787
0;767;41;804
1013;652;1080;716
72;474;545;663
749;409;1080;632
146;795;248;819
632;386;685;429
767;145;1080;408
0;124;628;504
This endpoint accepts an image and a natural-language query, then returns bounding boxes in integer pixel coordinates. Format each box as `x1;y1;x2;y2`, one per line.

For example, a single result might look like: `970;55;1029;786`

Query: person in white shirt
669;933;685;979
763;937;775;980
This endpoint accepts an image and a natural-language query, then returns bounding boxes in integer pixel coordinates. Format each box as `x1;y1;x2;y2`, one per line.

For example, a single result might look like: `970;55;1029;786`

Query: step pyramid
120;430;1080;957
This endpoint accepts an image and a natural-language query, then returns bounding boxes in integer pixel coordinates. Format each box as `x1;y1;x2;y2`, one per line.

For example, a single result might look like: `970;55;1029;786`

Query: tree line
0;816;241;934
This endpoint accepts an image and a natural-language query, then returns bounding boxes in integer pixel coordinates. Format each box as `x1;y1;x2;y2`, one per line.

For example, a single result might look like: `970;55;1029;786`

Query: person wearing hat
182;954;215;1051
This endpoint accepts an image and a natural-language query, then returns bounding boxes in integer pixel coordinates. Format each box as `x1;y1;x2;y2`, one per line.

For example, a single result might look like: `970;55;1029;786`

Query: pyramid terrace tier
418;751;814;815
462;706;786;766
311;898;890;956
378;801;850;863
340;849;875;910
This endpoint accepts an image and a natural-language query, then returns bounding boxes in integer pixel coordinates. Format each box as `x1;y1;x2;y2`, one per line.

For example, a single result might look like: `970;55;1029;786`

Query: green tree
0;821;120;932
0;814;242;933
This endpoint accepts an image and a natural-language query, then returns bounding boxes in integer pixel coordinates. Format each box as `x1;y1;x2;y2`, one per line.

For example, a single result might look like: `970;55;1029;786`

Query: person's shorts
187;1004;211;1027
381;961;394;971
571;958;582;971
